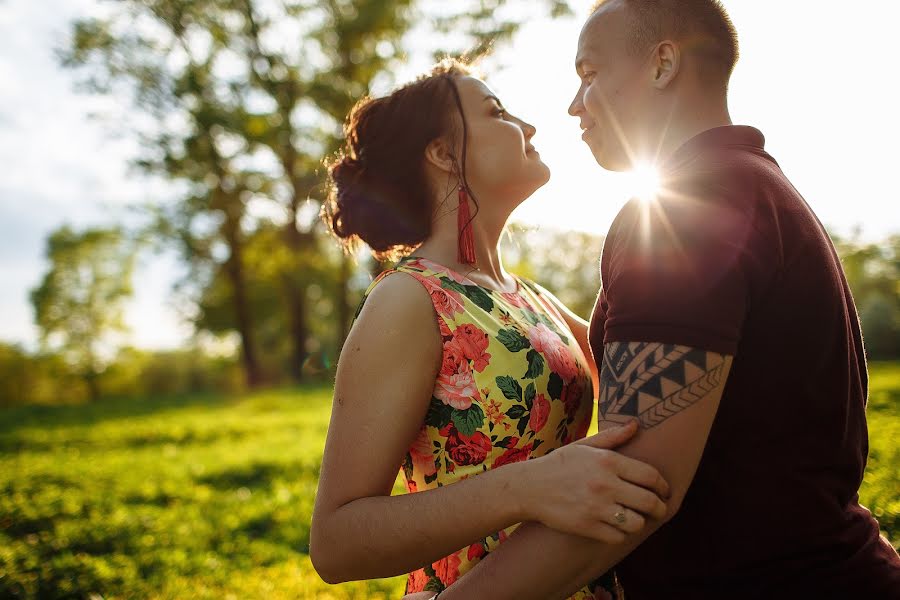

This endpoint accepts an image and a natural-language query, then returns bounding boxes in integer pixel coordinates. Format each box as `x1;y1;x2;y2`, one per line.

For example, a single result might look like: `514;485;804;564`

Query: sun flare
627;162;661;203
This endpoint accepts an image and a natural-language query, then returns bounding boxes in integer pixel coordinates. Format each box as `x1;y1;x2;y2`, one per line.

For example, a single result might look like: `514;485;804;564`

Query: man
406;0;900;598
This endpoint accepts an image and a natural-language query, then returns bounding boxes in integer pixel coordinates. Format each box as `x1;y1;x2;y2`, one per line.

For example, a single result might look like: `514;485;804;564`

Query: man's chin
589;145;629;173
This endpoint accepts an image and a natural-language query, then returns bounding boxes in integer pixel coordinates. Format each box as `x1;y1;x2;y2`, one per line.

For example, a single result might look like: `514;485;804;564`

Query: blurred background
1;0;897;598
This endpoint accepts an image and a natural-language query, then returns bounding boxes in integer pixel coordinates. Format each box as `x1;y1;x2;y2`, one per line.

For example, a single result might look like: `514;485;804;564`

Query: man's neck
652;96;732;166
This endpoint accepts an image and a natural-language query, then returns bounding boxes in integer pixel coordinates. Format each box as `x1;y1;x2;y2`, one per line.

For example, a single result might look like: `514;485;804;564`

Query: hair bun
322;59;473;260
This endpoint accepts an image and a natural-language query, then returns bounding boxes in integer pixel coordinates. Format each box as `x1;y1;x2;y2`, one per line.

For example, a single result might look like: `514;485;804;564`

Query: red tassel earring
456;185;476;265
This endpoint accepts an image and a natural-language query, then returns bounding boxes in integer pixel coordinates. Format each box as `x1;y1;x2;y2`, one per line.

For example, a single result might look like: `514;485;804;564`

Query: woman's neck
413;206;516;292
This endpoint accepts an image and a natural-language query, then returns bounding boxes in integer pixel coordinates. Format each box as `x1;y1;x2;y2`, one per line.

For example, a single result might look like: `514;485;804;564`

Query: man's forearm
439;345;731;598
440;517;666;600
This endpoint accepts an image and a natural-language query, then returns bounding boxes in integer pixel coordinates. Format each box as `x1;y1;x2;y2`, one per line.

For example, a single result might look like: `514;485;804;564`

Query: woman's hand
520;420;670;543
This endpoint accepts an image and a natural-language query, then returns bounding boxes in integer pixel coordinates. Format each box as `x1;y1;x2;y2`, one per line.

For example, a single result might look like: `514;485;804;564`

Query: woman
309;59;670;599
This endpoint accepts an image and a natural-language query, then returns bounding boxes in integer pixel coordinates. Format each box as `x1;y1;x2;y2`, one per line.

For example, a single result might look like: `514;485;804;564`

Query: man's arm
436;342;733;600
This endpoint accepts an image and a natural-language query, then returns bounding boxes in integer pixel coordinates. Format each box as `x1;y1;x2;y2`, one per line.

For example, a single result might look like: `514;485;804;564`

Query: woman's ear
424;137;457;175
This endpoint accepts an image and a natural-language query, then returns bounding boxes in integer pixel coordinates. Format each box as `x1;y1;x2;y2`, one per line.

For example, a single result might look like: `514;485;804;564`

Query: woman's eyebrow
483;94;504;107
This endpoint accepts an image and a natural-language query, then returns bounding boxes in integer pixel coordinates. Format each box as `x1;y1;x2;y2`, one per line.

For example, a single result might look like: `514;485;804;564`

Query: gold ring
614;509;627;525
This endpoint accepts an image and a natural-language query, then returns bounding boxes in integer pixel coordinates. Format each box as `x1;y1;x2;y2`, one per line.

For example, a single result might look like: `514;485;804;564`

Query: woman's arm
310;274;669;584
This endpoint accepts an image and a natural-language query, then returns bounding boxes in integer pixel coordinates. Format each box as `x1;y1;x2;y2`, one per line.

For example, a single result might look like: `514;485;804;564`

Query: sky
1;0;898;351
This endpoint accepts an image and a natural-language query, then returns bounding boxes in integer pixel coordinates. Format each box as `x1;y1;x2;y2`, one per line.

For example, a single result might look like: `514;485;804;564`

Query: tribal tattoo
599;342;727;429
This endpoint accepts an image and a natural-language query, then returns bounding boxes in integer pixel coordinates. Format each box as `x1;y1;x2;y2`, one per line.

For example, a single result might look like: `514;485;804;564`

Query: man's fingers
577;419;639;449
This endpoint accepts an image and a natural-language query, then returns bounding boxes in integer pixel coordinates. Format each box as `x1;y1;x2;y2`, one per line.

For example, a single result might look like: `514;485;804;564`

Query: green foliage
832;233;900;359
502;224;605;319
59;0;576;388
0;344;90;407
0;345;243;407
0;387;406;599
861;361;900;540
1;366;896;598
29;226;135;400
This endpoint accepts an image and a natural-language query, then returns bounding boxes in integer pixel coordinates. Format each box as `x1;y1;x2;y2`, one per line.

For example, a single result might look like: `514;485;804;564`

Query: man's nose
568;91;583;117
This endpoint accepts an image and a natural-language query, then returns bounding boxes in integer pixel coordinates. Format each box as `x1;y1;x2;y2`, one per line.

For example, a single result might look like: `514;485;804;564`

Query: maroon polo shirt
589;126;900;599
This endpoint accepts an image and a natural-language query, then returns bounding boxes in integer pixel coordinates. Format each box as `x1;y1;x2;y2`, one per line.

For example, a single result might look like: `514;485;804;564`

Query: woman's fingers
613;453;671;499
576;420;639;449
603;504;646;534
614;480;669;521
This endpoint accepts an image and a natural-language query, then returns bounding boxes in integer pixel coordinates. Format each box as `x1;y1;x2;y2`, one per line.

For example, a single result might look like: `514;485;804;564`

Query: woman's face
452;76;550;207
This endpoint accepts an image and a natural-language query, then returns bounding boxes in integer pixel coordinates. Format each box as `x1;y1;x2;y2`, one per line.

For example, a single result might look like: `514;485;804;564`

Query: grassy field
1;363;898;599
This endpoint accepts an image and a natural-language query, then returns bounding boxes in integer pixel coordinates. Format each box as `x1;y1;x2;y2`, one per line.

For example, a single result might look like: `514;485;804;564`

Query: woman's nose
518;118;537;139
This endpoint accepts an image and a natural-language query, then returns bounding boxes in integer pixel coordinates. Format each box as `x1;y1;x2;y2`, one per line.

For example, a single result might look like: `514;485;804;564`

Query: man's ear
651;40;680;89
424;137;458;175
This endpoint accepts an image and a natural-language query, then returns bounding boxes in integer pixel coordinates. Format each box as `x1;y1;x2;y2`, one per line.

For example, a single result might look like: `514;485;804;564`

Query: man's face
569;3;653;172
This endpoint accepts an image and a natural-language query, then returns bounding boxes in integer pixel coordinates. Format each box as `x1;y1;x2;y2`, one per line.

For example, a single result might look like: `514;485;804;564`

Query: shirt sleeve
602;177;762;356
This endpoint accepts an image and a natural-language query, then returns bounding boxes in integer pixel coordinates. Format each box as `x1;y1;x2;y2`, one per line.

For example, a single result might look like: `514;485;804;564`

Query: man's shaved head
590;0;739;88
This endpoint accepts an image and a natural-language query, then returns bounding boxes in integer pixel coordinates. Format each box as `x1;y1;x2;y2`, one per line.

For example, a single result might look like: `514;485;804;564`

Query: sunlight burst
627;162;661;203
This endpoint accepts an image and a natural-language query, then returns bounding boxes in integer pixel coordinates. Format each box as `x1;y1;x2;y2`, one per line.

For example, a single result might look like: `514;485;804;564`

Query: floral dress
357;257;620;599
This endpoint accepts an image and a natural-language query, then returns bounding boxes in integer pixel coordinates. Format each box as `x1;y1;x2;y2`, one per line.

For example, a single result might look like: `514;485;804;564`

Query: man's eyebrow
575;58;587;75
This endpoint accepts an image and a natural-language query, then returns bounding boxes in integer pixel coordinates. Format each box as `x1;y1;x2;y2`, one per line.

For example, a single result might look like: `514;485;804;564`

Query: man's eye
583;72;596;83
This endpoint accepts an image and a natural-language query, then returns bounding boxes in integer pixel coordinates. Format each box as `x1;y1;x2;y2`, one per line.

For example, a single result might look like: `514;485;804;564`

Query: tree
30;226;135;400
503;224;605;318
832;231;900;359
61;0;573;386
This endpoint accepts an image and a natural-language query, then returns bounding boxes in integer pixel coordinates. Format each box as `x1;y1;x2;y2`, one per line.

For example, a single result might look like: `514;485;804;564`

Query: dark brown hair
323;59;475;261
591;0;739;88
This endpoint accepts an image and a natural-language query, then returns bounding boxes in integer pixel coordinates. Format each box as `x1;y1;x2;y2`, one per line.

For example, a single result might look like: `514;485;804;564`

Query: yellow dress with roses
357;257;619;600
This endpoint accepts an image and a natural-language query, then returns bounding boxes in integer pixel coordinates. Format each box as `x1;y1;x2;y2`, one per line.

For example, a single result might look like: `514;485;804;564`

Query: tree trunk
223;218;264;388
284;278;309;382
84;370;101;402
282;212;314;383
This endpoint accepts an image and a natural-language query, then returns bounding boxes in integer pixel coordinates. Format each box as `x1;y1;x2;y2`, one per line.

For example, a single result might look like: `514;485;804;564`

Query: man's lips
581;125;596;140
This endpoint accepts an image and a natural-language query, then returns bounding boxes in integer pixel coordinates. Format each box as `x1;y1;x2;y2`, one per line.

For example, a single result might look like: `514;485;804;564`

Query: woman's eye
494;108;507;118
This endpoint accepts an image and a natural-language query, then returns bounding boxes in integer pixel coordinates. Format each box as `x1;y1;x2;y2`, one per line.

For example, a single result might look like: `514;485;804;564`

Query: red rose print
501;292;531;309
529;393;550;433
448;324;492;372
434;368;481;410
440;350;466;376
445;429;492;466
407;568;429;593
433;553;462;586
492;442;534;468
438;316;453;339
431;264;471;285
562;379;584;418
409;273;464;318
409;427;437;478
527;322;579;382
467;542;486;561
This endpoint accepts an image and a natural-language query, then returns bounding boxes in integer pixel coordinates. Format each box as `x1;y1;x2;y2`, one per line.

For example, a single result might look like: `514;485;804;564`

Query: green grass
1;363;898;599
